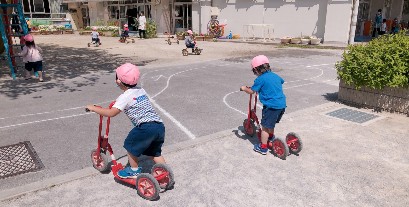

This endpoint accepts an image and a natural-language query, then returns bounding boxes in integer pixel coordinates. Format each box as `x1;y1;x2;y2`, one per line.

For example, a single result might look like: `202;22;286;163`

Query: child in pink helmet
240;55;286;155
121;24;129;38
19;34;44;82
184;30;196;53
91;27;100;44
86;63;168;178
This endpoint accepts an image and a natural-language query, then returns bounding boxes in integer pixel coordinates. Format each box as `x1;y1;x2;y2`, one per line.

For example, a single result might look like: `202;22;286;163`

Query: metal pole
348;0;359;44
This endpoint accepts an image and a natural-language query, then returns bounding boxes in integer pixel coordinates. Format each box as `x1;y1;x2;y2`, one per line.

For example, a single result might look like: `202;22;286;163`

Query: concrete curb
0;128;235;202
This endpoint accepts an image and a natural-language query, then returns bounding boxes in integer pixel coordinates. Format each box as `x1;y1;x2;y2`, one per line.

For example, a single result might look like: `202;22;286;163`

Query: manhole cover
0;141;44;179
326;108;379;124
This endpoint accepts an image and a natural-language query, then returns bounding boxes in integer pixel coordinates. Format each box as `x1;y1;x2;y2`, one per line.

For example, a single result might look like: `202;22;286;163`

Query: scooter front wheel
136;174;160;200
286;132;303;154
271;137;289;160
90;149;111;173
243;119;256;137
151;163;175;190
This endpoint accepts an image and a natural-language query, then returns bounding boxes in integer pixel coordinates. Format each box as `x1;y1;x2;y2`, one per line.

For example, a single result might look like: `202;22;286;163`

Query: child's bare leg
37;71;43;81
152;156;166;164
260;127;271;145
127;152;139;168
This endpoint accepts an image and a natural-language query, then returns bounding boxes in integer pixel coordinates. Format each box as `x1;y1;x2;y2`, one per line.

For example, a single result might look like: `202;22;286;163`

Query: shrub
336;30;409;89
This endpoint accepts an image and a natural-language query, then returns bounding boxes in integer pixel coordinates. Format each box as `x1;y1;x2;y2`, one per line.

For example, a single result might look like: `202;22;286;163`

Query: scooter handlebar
240;86;250;91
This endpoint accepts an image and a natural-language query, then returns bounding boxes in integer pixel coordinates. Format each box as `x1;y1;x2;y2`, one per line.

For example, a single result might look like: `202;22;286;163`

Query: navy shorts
261;107;285;129
25;61;42;72
186;43;195;48
124;122;165;157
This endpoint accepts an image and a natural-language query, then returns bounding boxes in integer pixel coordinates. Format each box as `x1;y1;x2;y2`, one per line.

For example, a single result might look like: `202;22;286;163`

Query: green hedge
336;30;409;89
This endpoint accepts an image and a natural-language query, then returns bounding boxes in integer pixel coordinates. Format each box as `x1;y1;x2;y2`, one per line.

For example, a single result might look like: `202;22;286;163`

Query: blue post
0;9;16;80
16;1;28;36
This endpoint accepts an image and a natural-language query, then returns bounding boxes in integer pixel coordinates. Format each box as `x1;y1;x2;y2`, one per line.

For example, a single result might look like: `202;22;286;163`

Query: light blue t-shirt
251;71;286;109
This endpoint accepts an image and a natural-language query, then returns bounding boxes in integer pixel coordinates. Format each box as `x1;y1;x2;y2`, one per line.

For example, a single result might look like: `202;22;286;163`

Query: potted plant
301;36;310;44
310;36;321;45
290;37;301;44
280;36;292;44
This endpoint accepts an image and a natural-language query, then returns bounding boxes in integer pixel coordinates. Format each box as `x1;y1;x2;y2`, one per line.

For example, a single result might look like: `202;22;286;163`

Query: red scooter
86;102;174;200
241;90;303;160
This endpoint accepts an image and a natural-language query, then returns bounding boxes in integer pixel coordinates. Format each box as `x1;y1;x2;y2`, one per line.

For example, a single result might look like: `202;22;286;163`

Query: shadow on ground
0;43;153;99
322;92;338;102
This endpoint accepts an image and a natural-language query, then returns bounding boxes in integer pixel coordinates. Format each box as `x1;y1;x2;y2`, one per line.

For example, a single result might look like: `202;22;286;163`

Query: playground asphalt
0;36;408;206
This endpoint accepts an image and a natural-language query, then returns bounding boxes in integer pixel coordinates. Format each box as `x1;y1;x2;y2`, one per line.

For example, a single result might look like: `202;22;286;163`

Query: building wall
88;2;105;26
152;0;170;34
324;0;353;43
211;0;353;43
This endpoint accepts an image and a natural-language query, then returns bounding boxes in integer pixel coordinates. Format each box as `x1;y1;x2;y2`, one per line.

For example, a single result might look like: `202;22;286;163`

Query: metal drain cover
0;141;44;179
326;108;379;124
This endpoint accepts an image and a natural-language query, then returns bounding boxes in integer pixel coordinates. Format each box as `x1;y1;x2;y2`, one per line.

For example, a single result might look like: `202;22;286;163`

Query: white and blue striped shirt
113;87;162;126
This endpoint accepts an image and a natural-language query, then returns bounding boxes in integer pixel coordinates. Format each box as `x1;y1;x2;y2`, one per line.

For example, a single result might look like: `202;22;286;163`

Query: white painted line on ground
223;91;247;116
149;97;196;139
284;68;323;84
223;79;337;116
0;101;112;120
151;68;195;99
0;113;91;129
306;63;331;68
152;75;167;81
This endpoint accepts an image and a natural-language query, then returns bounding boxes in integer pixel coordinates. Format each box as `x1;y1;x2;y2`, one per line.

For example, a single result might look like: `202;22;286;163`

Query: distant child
86;63;168;178
91;27;100;44
26;18;32;32
379;19;387;35
184;30;196;53
19;34;44;82
372;9;382;37
240;55;286;155
391;18;400;35
121;24;129;38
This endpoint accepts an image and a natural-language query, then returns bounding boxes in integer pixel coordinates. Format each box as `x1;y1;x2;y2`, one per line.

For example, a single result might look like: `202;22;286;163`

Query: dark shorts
25;61;42;72
186;43;195;48
261;107;285;129
124;122;165;157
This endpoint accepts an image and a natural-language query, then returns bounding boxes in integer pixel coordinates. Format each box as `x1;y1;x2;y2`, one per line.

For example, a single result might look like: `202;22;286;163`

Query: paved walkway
1;102;408;207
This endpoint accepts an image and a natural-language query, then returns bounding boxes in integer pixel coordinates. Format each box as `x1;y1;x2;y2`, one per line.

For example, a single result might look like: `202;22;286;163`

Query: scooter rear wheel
151;163;175;190
90;149;111;172
136;174;160;200
286;132;303;154
182;49;188;56
271;137;289;160
243;119;256;137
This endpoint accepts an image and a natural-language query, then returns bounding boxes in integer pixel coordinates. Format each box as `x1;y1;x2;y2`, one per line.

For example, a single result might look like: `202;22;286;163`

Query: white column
349;0;360;44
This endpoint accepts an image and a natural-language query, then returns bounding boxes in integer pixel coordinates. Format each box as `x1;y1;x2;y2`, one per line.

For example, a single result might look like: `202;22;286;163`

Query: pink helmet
23;34;34;42
124;24;128;28
187;30;193;35
116;63;140;86
251;55;270;69
92;26;97;31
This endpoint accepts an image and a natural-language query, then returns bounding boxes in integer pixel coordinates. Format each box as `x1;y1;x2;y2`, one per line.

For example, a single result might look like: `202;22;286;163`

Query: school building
21;0;409;43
